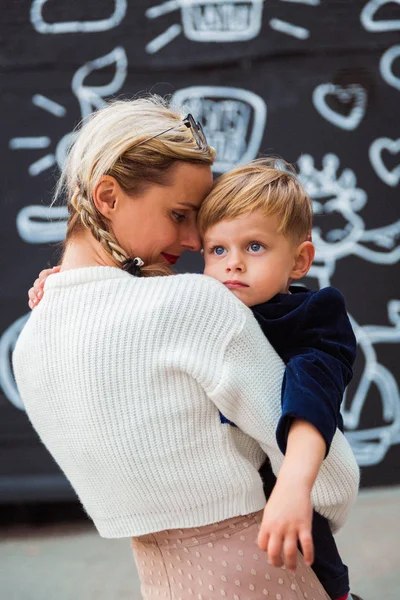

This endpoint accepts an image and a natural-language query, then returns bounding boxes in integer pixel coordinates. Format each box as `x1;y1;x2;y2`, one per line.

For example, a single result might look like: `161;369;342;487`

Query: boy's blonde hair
198;158;312;245
55;95;215;276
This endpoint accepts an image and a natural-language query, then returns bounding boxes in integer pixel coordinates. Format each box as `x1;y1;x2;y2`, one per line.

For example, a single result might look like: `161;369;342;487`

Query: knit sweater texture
13;267;359;538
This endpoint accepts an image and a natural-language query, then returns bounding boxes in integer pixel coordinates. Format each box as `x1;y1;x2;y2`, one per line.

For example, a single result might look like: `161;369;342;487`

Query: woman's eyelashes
172;210;186;223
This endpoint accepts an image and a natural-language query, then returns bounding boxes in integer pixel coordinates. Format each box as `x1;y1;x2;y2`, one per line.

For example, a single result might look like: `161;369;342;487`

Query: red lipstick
161;253;180;265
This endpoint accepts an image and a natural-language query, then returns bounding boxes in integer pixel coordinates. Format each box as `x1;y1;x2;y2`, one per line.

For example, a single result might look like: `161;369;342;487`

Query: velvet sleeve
276;287;357;457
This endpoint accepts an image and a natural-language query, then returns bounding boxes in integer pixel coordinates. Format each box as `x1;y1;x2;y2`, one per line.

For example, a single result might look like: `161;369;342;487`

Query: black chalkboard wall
1;0;399;502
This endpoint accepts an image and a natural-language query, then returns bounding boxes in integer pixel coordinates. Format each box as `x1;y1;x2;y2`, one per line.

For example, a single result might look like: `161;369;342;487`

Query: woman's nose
181;224;202;252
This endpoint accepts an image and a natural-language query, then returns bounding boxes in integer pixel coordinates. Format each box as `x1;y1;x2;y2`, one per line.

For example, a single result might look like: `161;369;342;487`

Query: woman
15;96;354;599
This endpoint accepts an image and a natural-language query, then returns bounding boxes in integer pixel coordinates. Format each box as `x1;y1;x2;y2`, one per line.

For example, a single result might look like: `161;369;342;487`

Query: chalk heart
369;137;400;187
361;0;400;32
312;84;367;131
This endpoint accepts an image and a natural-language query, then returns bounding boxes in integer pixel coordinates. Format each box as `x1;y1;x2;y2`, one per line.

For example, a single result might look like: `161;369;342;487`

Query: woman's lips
224;280;249;289
161;253;180;265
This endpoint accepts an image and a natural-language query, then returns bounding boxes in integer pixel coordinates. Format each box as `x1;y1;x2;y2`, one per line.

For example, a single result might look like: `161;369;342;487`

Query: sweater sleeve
207;308;359;532
276;287;357;457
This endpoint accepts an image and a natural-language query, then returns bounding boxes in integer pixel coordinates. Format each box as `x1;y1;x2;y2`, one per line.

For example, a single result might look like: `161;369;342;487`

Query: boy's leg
311;510;350;600
260;460;349;600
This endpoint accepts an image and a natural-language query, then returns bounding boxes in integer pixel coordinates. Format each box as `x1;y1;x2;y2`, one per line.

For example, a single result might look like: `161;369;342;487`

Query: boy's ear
291;241;315;281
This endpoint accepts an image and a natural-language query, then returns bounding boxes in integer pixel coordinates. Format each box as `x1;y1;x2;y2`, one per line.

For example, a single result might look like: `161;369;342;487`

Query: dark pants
259;460;350;600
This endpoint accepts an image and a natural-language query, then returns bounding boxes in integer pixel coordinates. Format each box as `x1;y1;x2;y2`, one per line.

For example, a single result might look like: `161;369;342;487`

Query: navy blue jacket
252;286;357;457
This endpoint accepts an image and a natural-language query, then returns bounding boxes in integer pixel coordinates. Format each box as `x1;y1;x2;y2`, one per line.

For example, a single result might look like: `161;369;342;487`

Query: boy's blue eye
248;242;264;253
213;246;226;256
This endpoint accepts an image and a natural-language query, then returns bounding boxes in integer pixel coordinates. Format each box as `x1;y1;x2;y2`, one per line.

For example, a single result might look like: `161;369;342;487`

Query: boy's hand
257;475;313;571
257;420;325;571
28;266;60;309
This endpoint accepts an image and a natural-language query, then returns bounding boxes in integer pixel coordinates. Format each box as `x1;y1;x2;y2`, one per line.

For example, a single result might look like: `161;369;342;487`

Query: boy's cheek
203;258;213;276
203;262;211;276
203;261;223;282
204;263;218;279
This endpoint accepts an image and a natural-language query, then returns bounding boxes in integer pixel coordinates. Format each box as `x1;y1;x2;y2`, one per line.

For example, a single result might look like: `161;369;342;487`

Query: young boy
198;158;361;600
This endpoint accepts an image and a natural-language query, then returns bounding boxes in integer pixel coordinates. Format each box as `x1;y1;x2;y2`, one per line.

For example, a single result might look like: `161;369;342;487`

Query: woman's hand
257;475;313;572
28;266;60;309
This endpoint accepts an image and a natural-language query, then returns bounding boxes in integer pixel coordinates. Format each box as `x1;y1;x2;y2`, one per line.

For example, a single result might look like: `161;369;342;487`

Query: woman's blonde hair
55;95;215;276
198;158;312;245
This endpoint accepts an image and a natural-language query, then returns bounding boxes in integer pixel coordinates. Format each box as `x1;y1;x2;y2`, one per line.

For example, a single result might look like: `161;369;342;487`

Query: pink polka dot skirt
131;511;330;599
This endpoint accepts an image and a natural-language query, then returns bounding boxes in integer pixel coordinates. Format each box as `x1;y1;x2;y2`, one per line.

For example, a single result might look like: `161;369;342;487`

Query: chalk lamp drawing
145;0;319;54
30;0;127;33
360;0;400;32
1;49;128;409
9;47;127;182
369;138;400;187
297;153;400;466
172;86;267;173
312;84;367;131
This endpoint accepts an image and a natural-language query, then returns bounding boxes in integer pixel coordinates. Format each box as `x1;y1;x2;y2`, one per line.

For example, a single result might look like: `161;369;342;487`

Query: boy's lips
224;280;249;289
161;252;180;265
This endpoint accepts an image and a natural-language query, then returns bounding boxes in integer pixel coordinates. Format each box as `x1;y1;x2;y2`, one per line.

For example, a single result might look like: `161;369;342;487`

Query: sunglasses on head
135;113;209;151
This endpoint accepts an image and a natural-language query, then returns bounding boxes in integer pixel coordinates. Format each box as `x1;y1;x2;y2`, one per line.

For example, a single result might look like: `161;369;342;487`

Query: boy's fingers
257;528;269;552
267;533;284;568
282;533;298;571
38;271;48;282
38;266;58;283
299;528;314;566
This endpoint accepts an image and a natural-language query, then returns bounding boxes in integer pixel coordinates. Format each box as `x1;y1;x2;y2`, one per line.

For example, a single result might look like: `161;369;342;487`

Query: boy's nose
226;256;245;272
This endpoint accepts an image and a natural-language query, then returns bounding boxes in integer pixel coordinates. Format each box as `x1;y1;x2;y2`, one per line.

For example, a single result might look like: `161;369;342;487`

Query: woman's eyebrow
177;202;199;211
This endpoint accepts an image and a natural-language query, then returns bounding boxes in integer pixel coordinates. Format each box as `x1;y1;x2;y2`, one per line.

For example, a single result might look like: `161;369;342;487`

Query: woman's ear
291;241;315;281
93;176;119;219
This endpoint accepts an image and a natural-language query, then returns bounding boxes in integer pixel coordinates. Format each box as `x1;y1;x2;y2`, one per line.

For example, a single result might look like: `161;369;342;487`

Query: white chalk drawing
172;86;267;173
312;84;367;131
17;206;68;244
71;46;127;119
32;94;67;117
9;94;68;175
1;49;128;410
360;0;400;32
9;47;128;177
9;99;66;176
9;137;51;150
369;137;400;187
269;18;310;40
30;0;127;34
0;315;30;410
297;153;400;466
343;306;400;466
145;0;319;53
280;0;320;4
380;44;400;91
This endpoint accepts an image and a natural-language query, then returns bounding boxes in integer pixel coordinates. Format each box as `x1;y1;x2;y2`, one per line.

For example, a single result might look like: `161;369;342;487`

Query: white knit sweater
13;267;359;537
